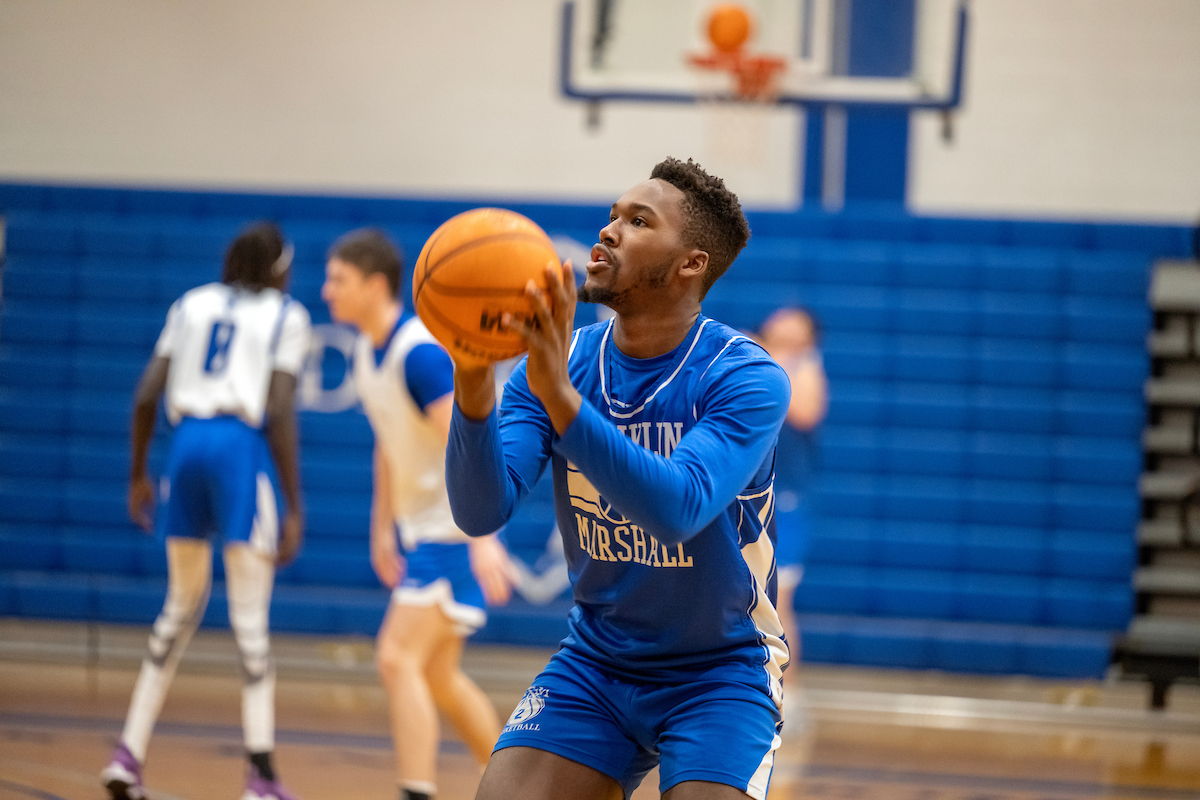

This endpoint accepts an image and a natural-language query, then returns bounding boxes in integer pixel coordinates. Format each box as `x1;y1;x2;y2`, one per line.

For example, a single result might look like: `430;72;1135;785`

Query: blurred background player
756;307;827;729
321;228;516;800
101;222;310;800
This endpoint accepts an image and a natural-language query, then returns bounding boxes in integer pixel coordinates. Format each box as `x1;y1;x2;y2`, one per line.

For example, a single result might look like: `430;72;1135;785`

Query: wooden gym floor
1;619;1199;800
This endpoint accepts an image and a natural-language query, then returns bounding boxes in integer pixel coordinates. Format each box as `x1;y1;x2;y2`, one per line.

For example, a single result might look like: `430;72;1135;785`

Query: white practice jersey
353;316;467;549
154;282;312;428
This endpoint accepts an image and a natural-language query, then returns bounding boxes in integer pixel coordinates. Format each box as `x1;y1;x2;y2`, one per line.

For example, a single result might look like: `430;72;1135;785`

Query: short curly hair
649;157;750;297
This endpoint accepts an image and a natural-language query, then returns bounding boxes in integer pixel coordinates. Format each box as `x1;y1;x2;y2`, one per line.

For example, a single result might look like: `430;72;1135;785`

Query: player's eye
609;214;618;222
633;217;646;226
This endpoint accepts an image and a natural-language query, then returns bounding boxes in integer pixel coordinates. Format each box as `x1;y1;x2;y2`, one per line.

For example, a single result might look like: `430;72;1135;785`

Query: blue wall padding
0;181;1180;677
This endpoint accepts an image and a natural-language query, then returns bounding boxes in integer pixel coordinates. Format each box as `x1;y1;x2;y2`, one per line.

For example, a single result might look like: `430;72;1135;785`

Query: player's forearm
453;362;496;421
265;373;304;516
371;445;395;534
538;382;583;436
265;412;303;515
446;404;520;535
129;356;169;479
554;401;729;545
130;402;157;480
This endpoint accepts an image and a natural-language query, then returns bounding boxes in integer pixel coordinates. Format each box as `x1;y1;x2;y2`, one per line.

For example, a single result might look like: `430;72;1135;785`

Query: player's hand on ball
128;475;156;532
468;534;519;607
506;260;583;434
370;523;404;589
277;512;304;567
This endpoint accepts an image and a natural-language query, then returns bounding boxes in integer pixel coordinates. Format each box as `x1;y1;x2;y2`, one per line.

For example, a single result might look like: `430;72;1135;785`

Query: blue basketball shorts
774;488;811;589
158;416;281;556
496;648;782;799
393;541;487;634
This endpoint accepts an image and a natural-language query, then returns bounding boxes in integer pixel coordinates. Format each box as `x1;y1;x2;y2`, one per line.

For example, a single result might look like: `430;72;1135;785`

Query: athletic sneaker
100;741;145;800
242;763;299;800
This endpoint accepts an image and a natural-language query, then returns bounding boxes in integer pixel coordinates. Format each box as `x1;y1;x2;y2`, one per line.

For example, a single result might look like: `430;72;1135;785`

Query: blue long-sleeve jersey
448;316;791;693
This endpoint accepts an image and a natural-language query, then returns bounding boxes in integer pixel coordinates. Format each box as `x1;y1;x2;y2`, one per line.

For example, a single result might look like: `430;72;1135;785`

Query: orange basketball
707;3;752;53
412;208;559;365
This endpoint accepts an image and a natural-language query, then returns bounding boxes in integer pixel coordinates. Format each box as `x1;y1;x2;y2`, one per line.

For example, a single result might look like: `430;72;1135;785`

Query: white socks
121;538;212;762
119;539;278;761
225;543;277;753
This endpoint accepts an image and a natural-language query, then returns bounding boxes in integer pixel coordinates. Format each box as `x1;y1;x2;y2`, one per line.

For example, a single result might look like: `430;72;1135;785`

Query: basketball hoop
687;50;788;102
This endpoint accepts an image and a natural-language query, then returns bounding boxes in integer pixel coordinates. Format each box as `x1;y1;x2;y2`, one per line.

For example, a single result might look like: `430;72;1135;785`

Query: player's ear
678;248;709;283
367;270;391;297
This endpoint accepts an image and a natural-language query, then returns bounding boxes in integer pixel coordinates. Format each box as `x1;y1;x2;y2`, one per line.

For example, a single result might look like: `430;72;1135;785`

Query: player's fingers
560;260;577;332
561;260;576;307
524;279;555;330
546;259;572;318
481;569;511;606
277;536;295;565
545;259;571;314
370;555;390;586
544;259;563;296
502;312;537;344
129;494;152;532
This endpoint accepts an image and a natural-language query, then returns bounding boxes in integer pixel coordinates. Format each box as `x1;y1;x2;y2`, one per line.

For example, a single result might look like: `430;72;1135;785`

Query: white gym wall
0;0;1196;221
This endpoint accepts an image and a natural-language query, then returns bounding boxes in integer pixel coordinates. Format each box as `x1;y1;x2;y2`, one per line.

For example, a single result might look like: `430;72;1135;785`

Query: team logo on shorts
505;686;548;731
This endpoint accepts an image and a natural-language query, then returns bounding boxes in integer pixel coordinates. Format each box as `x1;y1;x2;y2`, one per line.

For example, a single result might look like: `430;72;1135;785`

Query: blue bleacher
1;182;1182;677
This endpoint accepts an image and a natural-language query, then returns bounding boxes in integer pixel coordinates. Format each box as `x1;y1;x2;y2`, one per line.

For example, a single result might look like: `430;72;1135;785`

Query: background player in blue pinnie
320;229;516;800
101;222;311;800
447;158;792;800
756;307;827;733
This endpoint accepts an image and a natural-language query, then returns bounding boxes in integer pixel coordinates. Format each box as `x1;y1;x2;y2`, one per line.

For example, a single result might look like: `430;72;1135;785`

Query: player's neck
612;306;700;359
363;302;402;348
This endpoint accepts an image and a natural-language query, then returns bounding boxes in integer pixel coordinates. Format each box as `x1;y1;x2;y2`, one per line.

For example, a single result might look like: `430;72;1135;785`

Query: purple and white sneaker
242;763;299;800
100;741;145;800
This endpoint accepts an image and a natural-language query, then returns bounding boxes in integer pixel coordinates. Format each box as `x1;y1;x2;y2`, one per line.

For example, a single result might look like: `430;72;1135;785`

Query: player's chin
327;305;355;326
577;278;611;305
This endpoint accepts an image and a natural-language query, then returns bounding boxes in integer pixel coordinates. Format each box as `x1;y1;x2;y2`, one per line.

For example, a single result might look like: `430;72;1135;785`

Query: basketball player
100;222;309;800
447;158;791;800
320;228;515;800
756;307;827;721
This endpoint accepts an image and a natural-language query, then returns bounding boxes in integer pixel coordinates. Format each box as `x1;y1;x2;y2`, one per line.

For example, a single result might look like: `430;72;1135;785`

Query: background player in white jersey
101;222;310;800
320;228;516;800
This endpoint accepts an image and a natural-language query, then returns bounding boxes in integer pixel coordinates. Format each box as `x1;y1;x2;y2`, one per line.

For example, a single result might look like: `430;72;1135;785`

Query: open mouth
588;244;614;271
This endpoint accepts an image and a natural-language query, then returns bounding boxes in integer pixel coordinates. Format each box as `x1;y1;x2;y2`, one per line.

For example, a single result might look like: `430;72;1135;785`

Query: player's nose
598;219;618;246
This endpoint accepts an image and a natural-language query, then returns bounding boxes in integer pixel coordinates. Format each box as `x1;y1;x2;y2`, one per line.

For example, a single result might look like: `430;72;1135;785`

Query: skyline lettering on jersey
616;420;684;458
566;418;693;569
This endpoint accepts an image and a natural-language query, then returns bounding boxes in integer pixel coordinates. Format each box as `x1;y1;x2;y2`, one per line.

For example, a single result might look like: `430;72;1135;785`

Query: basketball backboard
559;0;967;109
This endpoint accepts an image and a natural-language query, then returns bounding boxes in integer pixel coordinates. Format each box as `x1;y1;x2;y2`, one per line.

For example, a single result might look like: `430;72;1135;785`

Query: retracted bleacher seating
0;184;1192;677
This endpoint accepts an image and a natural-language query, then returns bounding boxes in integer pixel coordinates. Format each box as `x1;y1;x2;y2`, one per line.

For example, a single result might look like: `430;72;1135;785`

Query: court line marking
3;713;1196;799
802;764;1200;800
803;687;1200;736
0;777;69;800
0;712;468;754
0;757;191;800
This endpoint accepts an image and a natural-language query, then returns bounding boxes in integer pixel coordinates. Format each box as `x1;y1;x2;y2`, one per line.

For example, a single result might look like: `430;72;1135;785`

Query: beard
577;283;622;306
576;258;671;308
